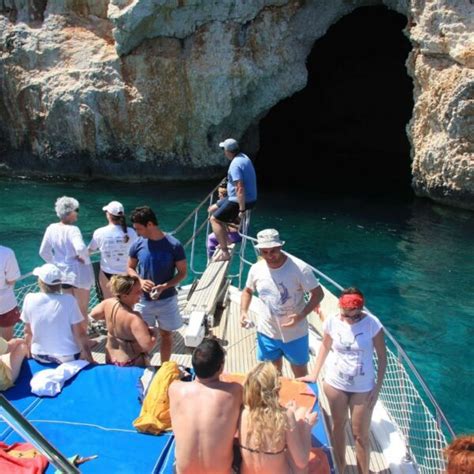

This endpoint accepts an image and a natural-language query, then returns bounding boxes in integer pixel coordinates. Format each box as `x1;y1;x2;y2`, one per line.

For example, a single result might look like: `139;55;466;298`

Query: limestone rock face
407;2;474;208
0;0;472;208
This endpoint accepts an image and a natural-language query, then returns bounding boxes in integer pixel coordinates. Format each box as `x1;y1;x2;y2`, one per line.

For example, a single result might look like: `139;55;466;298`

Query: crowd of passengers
0;196;389;473
0;193;470;473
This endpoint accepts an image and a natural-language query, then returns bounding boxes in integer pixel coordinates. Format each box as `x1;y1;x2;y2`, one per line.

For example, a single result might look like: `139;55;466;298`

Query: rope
27;419;137;434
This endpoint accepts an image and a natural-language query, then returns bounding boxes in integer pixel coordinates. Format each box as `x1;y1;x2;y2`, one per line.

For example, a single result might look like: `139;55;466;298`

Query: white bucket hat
255;229;285;249
33;263;64;285
102;201;124;216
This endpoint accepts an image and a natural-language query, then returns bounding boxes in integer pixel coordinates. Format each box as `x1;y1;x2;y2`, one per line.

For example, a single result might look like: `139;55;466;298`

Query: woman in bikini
238;362;317;474
89;275;156;367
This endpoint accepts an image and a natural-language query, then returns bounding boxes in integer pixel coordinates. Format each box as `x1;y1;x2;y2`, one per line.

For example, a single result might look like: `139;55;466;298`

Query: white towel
30;360;89;397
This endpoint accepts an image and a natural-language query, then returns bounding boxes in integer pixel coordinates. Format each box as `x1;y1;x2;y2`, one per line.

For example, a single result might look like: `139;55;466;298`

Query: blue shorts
257;332;309;366
135;295;183;332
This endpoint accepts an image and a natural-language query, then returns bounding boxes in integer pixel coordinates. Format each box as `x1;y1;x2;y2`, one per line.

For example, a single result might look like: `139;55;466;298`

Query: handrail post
189;208;199;276
0;395;80;473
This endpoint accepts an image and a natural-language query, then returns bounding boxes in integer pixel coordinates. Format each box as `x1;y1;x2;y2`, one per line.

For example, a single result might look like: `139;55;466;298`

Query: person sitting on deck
169;338;242;474
238;362;317;474
207;178;242;258
210;138;257;262
0;337;27;391
21;264;93;365
89;275;156;367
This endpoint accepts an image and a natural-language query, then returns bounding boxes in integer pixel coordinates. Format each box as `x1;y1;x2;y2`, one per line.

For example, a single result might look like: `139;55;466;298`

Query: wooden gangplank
182;245;234;320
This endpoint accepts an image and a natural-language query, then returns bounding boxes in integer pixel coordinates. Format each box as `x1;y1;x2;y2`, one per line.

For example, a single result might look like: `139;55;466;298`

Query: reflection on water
0;178;472;433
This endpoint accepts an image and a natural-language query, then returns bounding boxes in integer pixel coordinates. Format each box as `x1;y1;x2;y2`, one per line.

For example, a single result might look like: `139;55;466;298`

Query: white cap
218;138;239;153
255;229;285;249
102;201;124;216
33;264;64;285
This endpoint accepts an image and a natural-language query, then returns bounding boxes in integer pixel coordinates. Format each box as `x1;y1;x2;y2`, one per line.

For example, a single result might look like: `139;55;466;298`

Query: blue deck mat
1;360;174;473
158;381;335;474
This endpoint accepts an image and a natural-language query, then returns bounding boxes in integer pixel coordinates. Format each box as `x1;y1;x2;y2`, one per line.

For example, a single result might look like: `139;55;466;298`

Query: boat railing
0;395;80;473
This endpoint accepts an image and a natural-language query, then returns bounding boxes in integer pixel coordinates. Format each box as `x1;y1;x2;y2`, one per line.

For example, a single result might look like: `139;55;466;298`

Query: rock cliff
0;0;472;208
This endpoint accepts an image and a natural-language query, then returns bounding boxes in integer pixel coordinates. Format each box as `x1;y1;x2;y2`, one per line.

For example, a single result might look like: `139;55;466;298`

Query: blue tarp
1;362;334;473
1;360;174;473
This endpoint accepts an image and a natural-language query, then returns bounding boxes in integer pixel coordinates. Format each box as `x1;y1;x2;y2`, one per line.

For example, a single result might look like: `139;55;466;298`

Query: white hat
255;229;285;249
218;138;239;153
33;264;64;285
102;201;124;216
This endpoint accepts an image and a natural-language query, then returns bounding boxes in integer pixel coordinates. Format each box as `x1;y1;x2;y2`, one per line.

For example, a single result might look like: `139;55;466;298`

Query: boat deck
91;284;391;474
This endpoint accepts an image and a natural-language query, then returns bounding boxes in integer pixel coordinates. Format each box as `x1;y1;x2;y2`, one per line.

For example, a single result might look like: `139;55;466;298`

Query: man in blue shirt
128;206;187;362
210;138;257;262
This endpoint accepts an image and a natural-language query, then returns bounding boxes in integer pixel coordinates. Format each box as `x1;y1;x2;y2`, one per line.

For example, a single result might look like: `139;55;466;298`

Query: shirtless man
169;338;242;474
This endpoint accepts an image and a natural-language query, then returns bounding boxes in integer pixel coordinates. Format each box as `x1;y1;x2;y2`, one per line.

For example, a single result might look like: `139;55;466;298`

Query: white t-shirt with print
323;312;383;393
0;246;21;314
21;293;83;357
39;223;93;289
88;224;137;274
245;255;320;342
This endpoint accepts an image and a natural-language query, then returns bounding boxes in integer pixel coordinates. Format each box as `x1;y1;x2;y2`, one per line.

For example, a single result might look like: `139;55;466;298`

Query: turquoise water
0;177;472;434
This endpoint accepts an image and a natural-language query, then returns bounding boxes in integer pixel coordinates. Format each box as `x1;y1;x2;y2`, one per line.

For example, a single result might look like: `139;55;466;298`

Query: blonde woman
89;275;156;367
238;362;317;474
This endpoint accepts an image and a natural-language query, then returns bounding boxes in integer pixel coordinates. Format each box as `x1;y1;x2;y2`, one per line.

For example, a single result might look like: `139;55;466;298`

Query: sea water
0;177;472;434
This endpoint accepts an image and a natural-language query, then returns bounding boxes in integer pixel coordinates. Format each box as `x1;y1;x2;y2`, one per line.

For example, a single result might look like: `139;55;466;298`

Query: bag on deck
0;442;48;473
133;361;180;435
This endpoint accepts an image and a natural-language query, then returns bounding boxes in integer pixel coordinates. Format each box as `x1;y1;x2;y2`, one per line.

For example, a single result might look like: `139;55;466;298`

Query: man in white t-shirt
0;246;21;340
240;229;324;377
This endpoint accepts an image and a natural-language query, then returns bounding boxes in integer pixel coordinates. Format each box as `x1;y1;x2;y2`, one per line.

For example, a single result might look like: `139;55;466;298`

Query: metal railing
0;395;80;473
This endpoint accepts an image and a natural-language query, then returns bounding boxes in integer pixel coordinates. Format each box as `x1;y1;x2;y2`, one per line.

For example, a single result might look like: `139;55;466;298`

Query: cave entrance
255;6;414;195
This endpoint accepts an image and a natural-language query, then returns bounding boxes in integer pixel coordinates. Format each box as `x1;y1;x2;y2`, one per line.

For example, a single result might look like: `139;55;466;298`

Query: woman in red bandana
299;288;387;474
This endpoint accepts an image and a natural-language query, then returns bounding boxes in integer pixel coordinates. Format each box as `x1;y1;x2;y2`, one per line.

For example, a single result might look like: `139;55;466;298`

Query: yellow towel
133;361;180;435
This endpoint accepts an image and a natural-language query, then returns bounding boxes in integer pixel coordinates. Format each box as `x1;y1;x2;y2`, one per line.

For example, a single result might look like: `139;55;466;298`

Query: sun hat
33;263;64;285
102;201;124;216
255;229;285;249
218;138;239;153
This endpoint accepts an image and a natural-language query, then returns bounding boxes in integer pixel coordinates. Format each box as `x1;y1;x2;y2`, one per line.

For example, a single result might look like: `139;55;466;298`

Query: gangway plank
183;245;235;321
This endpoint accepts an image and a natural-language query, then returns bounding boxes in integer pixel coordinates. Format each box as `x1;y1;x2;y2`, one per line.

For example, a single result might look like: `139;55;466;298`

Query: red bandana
339;294;364;309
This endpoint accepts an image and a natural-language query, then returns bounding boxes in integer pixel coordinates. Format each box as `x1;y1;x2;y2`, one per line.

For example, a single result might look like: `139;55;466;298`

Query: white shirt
21;292;83;357
245;255;320;342
39;223;93;289
88;224;137;274
0;246;21;314
323;312;383;393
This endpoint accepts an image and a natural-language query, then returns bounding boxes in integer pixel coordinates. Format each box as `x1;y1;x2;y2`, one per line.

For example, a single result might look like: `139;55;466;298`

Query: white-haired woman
39;196;93;328
88;201;137;299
